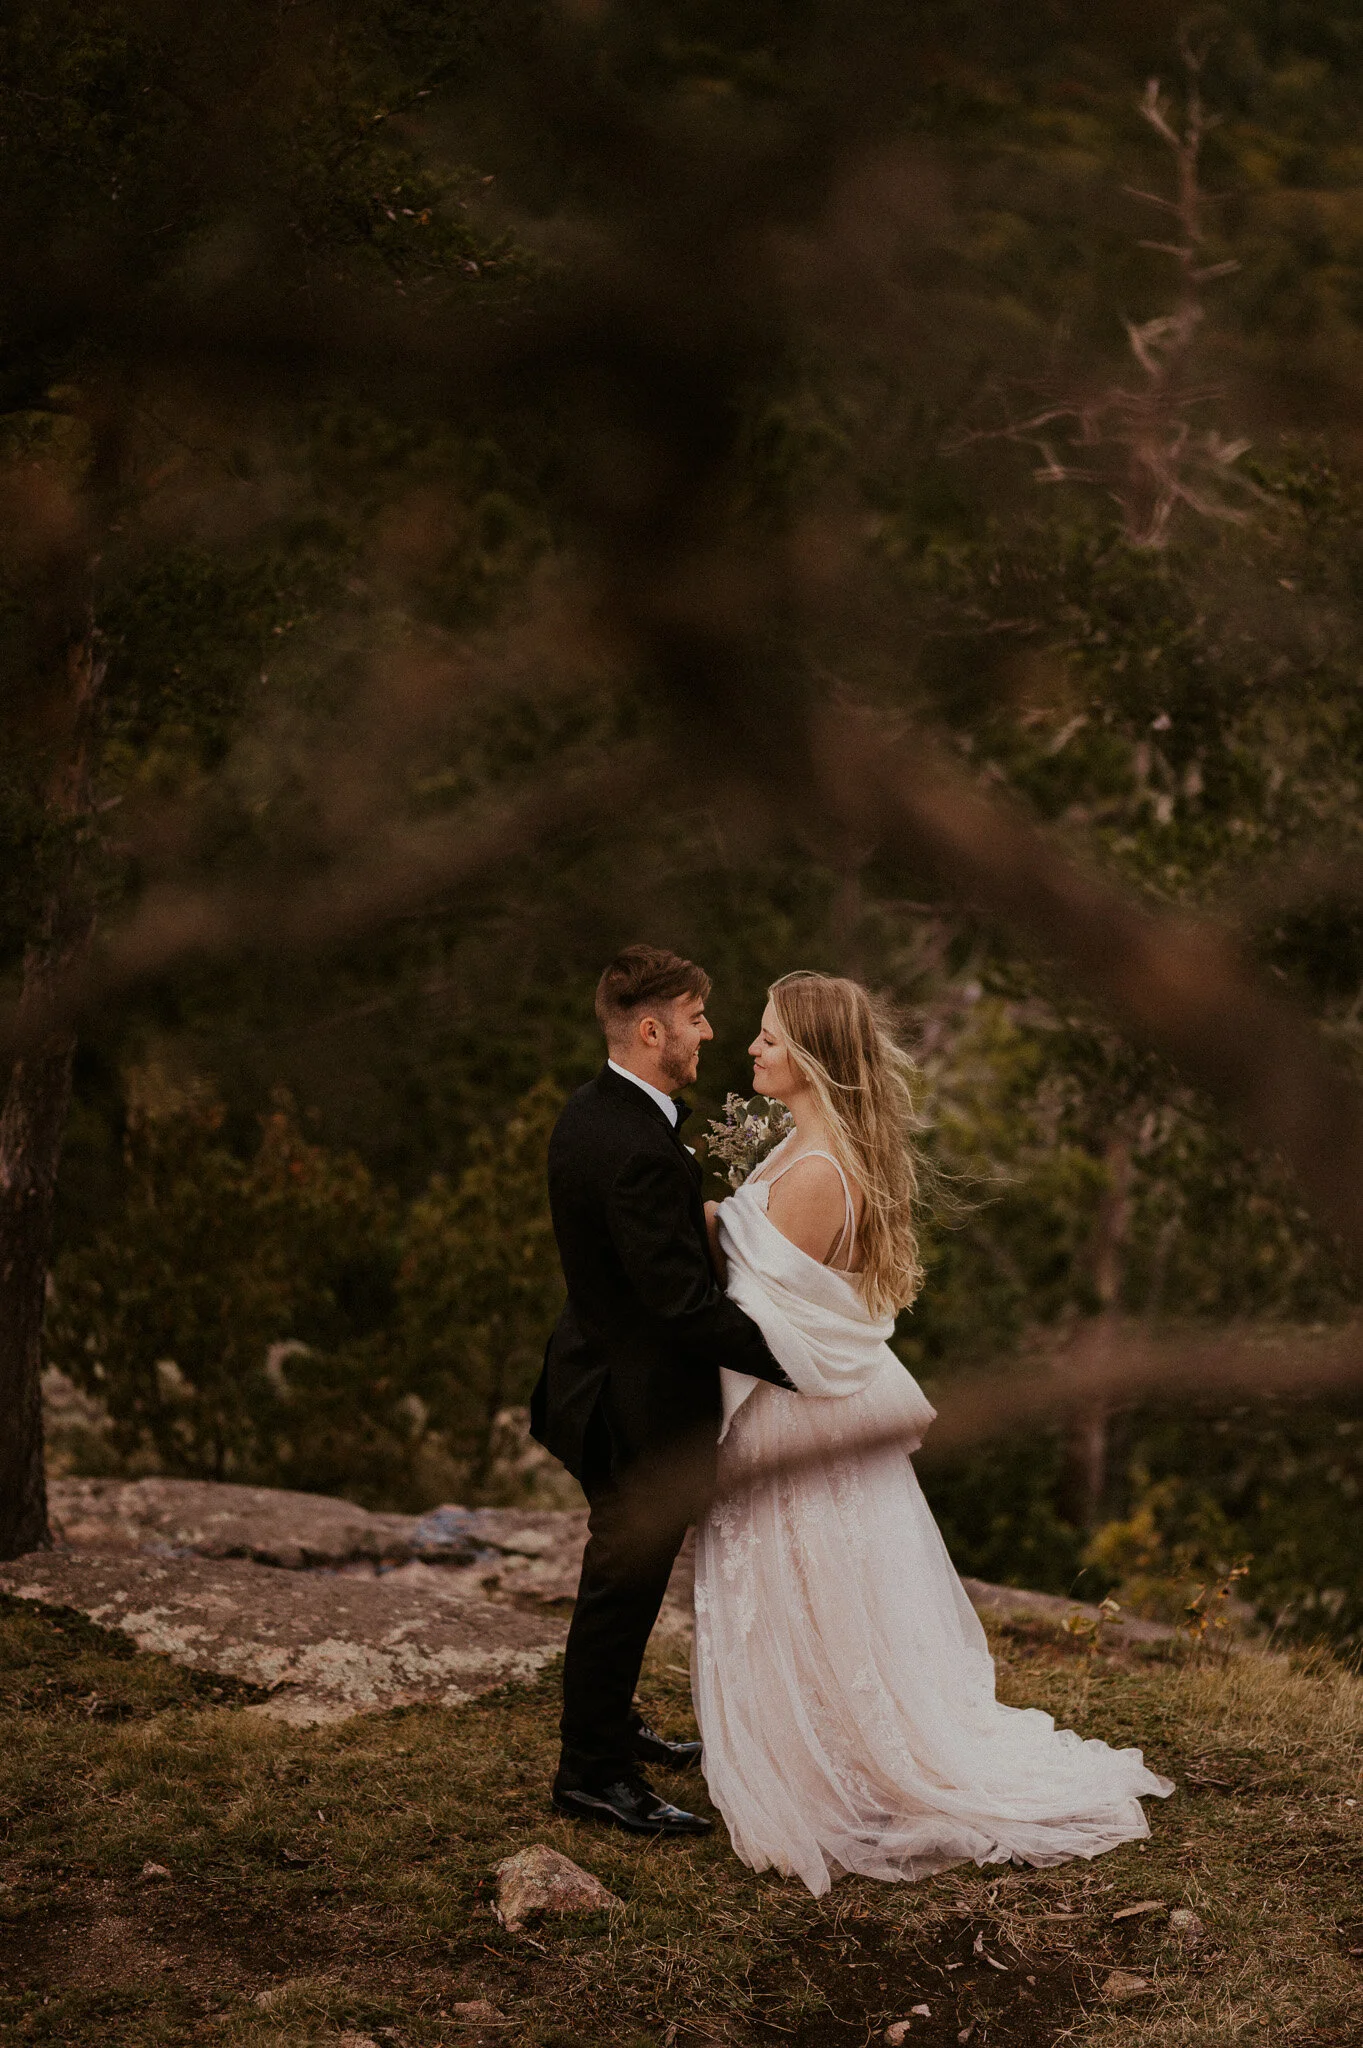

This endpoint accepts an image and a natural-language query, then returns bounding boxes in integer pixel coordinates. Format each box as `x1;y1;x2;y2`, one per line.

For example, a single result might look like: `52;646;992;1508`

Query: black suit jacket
530;1064;791;1489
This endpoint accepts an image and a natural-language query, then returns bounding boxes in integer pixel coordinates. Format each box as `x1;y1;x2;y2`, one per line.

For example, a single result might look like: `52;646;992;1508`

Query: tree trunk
1060;1130;1134;1531
0;626;103;1559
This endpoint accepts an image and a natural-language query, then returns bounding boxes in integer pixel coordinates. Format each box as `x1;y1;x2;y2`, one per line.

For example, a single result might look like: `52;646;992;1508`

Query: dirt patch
1337;1917;1363;1963
2;1856;579;2046
745;1905;1105;2046
4;1874;346;2003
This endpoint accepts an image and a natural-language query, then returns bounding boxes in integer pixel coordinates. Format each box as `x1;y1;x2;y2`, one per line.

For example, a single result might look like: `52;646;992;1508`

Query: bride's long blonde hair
768;971;926;1319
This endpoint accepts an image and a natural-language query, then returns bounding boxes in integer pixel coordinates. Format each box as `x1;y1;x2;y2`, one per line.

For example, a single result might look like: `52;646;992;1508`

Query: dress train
691;1141;1173;1896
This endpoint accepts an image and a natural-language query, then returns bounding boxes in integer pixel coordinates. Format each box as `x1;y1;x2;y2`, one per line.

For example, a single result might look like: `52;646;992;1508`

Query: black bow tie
672;1097;692;1126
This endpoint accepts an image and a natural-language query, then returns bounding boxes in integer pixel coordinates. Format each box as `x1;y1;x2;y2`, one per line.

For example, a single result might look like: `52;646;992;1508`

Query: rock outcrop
0;1478;690;1724
0;1476;1175;1725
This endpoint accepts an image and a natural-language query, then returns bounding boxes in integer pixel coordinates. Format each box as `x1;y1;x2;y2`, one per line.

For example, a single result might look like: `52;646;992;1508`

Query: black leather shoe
632;1720;703;1772
551;1774;712;1837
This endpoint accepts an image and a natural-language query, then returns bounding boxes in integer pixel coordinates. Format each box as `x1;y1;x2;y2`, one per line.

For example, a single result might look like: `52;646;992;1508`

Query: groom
531;944;794;1836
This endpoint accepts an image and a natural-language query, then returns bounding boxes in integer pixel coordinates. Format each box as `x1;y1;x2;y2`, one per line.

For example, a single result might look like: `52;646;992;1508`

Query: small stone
1101;1968;1152;2000
252;1980;310;2011
492;1844;621;1934
1168;1907;1204;1943
337;2035;380;2048
884;2017;931;2046
139;1861;172;1882
450;2003;505;2024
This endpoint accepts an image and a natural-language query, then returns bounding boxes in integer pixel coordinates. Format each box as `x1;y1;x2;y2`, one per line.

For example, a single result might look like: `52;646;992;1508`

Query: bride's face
749;1002;799;1102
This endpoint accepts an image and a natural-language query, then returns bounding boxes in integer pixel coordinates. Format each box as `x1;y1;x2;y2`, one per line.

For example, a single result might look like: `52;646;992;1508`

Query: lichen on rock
492;1844;621;1933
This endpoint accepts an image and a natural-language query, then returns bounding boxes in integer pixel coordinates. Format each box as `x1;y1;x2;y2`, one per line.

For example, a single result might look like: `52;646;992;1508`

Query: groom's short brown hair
595;944;711;1040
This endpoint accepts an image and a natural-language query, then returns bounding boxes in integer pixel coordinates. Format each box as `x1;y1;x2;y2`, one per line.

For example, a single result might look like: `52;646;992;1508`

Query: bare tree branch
947;36;1258;546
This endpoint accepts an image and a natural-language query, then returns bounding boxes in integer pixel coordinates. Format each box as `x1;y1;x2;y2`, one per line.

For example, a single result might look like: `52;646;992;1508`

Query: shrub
395;1076;565;1493
47;1074;567;1508
47;1077;398;1486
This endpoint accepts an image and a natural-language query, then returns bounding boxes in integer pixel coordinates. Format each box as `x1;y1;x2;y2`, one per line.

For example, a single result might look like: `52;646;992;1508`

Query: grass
2;1592;1362;2048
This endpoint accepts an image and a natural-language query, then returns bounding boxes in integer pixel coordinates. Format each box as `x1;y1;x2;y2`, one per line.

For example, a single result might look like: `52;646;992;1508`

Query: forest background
4;0;1363;1653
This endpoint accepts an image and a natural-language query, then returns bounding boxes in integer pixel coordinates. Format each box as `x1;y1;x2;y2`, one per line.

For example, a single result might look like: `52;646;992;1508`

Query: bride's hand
704;1199;728;1281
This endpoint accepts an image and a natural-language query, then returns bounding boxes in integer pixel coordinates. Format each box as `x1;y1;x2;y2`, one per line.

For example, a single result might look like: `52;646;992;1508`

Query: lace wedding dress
691;1137;1173;1896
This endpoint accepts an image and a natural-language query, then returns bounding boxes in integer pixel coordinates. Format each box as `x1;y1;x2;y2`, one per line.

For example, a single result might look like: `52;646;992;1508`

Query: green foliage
100;534;354;766
904;1002;1111;1371
1082;1475;1246;1623
0;0;528;400
919;1432;1090;1594
395;1076;565;1488
47;1078;399;1486
13;0;1363;1640
1091;1398;1363;1653
46;1075;565;1508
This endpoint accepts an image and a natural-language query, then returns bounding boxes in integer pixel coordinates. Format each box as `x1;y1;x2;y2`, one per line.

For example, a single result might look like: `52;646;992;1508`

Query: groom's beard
658;1031;698;1092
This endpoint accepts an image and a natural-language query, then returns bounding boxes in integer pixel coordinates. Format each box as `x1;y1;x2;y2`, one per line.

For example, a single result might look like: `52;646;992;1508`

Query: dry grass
2;1592;1361;2047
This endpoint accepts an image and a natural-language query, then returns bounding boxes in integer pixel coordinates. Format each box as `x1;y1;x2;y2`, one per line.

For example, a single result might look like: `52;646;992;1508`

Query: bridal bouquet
703;1092;794;1191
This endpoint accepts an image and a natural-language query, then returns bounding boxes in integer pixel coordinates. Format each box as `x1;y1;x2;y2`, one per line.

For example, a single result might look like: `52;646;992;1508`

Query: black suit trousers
558;1406;692;1785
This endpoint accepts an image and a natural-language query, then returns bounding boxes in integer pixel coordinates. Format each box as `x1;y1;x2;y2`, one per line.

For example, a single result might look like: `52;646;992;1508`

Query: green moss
0;1595;267;1719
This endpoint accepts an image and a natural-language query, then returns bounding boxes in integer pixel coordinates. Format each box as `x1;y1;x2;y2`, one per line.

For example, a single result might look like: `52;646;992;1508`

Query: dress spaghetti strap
762;1147;858;1269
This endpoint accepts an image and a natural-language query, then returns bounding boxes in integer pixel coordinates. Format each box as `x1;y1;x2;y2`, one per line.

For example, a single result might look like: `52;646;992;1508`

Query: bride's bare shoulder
765;1155;851;1263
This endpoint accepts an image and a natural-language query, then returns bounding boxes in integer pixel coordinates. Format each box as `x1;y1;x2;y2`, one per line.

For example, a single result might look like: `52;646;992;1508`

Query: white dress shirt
607;1058;679;1127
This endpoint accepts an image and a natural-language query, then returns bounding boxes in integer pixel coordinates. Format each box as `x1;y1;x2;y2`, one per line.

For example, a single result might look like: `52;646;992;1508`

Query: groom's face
652;994;713;1091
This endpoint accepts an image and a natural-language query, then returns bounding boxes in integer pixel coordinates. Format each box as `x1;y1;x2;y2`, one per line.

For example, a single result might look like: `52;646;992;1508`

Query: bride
693;971;1173;1896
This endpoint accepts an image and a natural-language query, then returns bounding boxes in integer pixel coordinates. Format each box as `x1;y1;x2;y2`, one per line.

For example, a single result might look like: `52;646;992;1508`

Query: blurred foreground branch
0;746;653;1064
8;2;1363;1562
817;710;1363;1266
618;1318;1363;1550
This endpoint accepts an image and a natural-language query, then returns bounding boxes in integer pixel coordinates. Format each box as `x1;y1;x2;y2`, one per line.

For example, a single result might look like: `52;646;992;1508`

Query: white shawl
715;1178;936;1445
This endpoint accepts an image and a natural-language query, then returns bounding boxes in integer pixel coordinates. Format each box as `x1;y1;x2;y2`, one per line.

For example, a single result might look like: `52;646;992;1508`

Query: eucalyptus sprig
702;1092;794;1192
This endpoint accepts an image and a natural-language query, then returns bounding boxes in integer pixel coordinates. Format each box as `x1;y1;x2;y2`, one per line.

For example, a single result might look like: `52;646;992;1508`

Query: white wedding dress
691;1137;1173;1896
